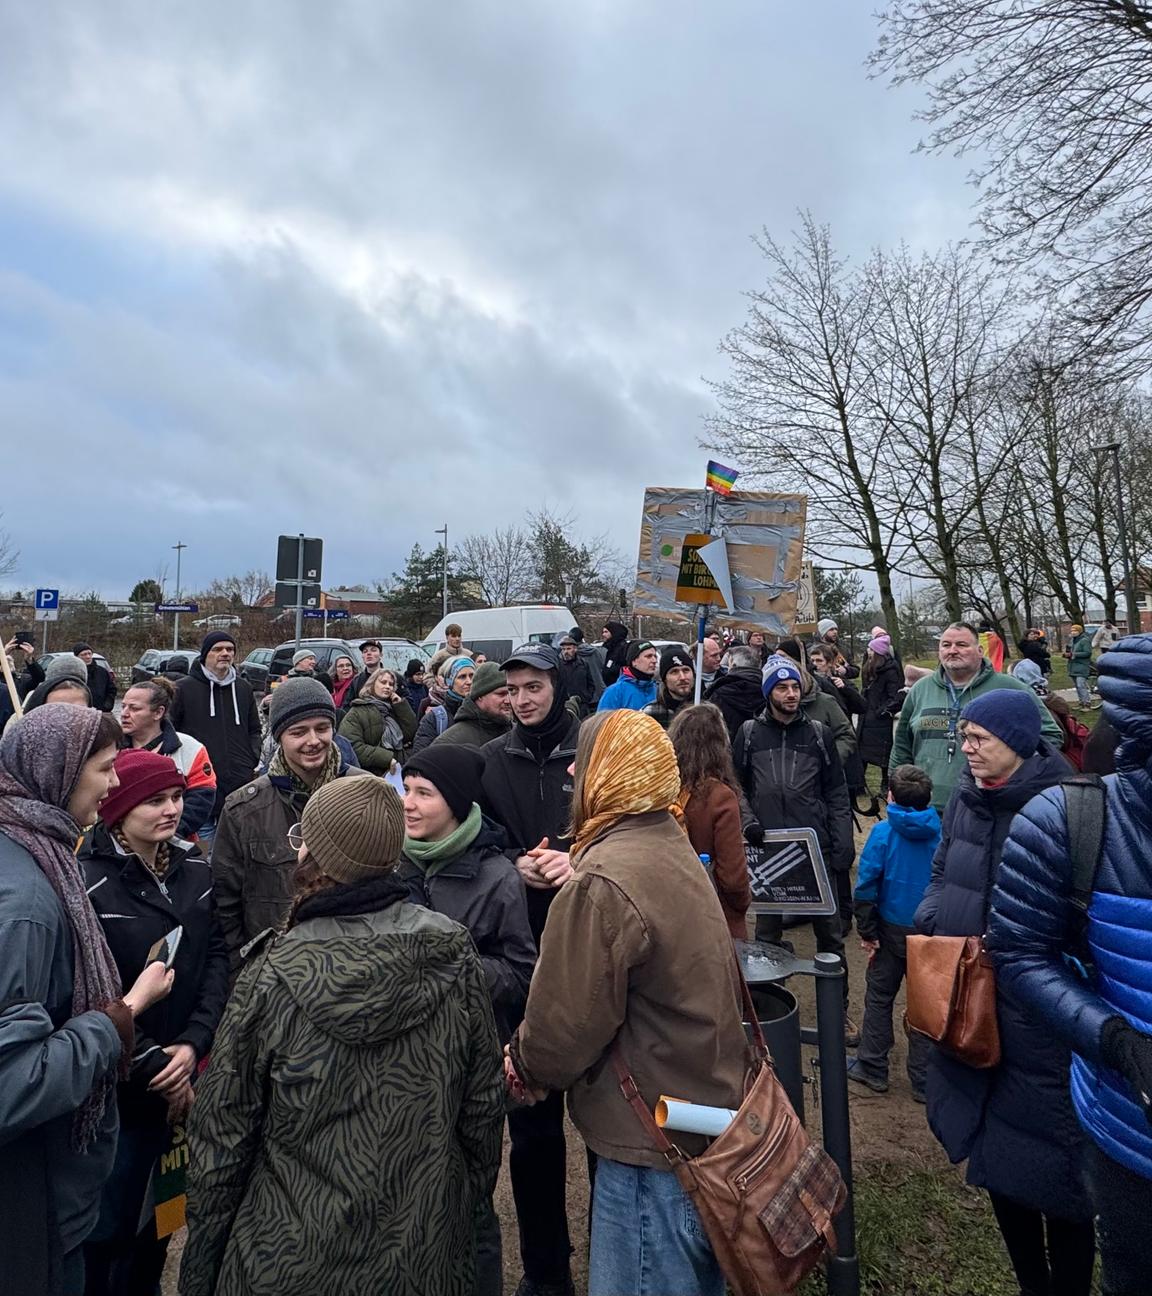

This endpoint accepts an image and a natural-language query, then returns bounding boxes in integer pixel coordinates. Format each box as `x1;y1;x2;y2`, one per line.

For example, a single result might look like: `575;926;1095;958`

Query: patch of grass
797;1163;1023;1295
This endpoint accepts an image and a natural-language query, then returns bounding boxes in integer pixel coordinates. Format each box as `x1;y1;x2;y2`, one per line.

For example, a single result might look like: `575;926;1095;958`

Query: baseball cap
502;643;561;672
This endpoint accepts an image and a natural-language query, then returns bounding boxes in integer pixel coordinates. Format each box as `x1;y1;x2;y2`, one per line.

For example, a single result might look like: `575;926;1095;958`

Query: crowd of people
1;610;1150;1296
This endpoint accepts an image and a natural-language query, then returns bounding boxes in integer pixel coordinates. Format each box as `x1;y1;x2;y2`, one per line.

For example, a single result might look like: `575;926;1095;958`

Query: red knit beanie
98;749;185;827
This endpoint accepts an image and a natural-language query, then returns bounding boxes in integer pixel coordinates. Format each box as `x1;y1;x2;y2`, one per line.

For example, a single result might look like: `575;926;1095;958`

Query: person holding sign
733;656;855;1024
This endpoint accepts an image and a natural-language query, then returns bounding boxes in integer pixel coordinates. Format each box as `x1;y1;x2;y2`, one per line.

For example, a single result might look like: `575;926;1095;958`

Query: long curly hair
666;702;741;797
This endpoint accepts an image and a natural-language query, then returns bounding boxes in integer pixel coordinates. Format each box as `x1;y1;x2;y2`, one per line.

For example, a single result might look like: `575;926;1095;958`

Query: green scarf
403;802;483;878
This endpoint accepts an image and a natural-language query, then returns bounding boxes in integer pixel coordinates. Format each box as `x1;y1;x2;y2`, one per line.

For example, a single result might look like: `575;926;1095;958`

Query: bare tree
864;244;1013;620
0;515;19;581
204;570;274;608
872;1;1152;366
706;215;913;641
455;527;531;607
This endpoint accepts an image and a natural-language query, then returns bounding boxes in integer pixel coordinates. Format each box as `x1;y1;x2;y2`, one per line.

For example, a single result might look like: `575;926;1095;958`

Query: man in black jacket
73;642;117;712
346;639;384;703
169;631;262;829
641;646;696;729
733;656;854;1009
480;643;580;1296
556;633;601;716
705;643;765;738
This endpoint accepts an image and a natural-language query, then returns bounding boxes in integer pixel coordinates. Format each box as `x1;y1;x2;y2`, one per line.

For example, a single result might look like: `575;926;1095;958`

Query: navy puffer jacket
914;741;1091;1218
989;634;1152;1183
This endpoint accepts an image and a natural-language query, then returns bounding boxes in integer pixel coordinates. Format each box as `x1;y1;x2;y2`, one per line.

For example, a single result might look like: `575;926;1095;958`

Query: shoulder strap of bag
611;945;768;1161
1062;774;1107;971
433;705;449;736
739;718;756;793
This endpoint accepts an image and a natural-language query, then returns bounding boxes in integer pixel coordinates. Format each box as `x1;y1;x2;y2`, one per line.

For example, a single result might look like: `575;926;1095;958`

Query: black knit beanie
403;745;485;823
199;630;237;662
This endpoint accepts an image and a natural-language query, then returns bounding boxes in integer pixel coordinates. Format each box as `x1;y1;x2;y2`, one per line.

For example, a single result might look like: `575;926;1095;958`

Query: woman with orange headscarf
505;710;747;1296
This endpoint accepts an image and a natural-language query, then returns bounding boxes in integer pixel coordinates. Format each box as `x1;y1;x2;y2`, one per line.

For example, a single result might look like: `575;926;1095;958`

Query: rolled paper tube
654;1095;738;1138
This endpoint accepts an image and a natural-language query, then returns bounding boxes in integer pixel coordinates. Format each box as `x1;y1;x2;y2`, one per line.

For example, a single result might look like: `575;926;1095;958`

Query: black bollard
814;950;859;1296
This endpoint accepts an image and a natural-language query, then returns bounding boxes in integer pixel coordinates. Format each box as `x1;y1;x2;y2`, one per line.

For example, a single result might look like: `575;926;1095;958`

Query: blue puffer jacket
989;634;1152;1183
596;670;658;713
914;741;1091;1218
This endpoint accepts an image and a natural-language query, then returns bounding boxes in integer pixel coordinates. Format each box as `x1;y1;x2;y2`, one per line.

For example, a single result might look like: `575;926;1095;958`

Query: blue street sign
327;609;350;621
302;609;350;621
35;589;59;610
156;603;199;614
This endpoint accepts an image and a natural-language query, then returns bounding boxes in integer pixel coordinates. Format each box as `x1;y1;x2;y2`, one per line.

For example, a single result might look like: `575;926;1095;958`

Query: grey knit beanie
301;776;405;882
45;654;89;687
269;676;336;740
292;648;318;668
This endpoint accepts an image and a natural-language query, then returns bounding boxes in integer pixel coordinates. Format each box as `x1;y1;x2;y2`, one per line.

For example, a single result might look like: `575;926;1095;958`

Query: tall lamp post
435;525;449;619
1093;443;1140;634
172;541;187;651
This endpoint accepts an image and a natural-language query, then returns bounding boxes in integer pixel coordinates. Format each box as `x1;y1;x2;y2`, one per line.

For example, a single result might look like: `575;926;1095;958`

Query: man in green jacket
1066;622;1098;709
890;622;1062;812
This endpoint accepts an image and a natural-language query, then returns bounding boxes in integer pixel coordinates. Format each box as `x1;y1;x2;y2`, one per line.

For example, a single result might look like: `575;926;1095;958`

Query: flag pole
694;486;719;704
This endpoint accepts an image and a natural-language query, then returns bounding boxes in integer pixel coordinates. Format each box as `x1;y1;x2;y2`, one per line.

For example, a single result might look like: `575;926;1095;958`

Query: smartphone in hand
146;926;183;970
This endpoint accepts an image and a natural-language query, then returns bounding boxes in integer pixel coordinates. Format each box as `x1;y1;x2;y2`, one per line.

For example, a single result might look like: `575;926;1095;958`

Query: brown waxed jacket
511;811;747;1168
683;778;753;939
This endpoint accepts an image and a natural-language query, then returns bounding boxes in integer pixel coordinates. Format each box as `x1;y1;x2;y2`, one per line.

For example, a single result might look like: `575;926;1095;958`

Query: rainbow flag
705;460;739;495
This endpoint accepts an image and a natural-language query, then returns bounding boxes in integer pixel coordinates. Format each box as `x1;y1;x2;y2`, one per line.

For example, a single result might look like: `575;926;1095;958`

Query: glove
744;821;764;846
1101;1017;1152;1125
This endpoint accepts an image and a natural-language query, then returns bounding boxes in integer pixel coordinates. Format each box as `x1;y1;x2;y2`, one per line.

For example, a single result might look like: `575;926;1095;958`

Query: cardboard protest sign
634;487;807;635
154;1121;189;1239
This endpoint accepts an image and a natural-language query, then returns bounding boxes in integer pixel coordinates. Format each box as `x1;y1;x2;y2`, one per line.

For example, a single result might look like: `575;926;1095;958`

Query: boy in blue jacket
848;764;941;1099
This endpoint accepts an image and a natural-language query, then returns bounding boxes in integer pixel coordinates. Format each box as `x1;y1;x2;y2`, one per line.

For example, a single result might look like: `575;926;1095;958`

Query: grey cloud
0;1;972;598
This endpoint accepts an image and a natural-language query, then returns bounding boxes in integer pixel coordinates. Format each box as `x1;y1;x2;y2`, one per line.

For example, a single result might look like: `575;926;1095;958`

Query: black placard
746;828;837;915
276;535;324;583
274;580;322;608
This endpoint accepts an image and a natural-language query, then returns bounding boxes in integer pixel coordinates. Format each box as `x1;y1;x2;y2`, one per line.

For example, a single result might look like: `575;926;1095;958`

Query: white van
422;605;575;663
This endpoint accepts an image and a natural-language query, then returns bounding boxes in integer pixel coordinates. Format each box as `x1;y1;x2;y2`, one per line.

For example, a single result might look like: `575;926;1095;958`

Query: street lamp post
172;541;187;651
1093;443;1140;634
435;525;448;619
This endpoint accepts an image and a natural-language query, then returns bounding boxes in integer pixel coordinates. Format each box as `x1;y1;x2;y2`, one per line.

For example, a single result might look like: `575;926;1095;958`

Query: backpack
738;715;830;797
1063;774;1107;979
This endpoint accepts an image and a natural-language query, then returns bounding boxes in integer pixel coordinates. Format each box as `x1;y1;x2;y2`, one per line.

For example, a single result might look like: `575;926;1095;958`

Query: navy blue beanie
961;689;1041;758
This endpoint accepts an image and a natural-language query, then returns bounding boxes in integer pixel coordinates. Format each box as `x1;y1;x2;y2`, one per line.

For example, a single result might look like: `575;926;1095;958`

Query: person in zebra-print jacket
181;775;504;1296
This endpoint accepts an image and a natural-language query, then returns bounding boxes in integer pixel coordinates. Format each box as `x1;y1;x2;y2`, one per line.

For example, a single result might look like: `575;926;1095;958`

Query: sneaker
844;1016;861;1049
514;1277;576;1296
846;1059;888;1093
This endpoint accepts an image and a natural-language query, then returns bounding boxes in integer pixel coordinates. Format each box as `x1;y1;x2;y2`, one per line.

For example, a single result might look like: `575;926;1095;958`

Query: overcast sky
0;1;973;601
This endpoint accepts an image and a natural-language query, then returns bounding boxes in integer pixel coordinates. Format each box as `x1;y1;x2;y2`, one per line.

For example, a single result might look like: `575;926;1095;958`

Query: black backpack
1063;774;1108;978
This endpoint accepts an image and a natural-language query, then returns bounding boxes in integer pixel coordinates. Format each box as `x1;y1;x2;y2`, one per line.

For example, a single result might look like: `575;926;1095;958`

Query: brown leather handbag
905;934;1001;1069
613;964;845;1296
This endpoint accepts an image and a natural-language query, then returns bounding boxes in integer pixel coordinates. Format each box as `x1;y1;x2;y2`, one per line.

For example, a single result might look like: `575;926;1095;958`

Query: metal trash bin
744;982;804;1124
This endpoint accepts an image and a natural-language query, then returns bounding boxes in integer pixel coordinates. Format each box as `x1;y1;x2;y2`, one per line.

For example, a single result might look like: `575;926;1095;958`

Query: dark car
38;650;115;681
266;638;429;690
238;647;274;693
130;648;199;684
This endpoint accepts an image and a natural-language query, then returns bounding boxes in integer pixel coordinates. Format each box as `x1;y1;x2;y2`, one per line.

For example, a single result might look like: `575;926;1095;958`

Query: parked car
238;647;275;693
193;613;242;629
266;638;429;690
38;650;114;679
130;648;200;684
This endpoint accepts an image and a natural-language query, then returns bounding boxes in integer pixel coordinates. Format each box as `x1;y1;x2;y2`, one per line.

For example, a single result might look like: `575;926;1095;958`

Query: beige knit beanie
300;776;405;883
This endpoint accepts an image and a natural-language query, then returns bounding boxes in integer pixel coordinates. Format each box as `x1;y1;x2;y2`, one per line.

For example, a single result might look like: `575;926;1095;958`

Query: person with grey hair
704;643;766;740
891;621;1062;812
20;654;92;714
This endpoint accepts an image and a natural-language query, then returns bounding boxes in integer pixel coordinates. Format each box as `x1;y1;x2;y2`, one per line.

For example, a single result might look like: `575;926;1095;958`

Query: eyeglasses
958;726;989;751
287;822;305;851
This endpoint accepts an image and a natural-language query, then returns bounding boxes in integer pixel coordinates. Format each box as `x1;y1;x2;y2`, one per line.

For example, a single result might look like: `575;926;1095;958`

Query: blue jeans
1074;675;1092;706
588;1158;723;1296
